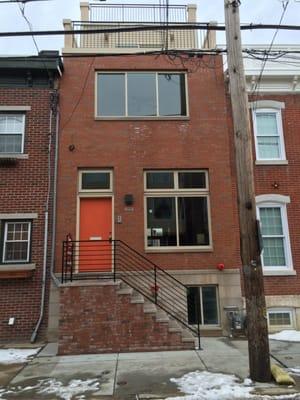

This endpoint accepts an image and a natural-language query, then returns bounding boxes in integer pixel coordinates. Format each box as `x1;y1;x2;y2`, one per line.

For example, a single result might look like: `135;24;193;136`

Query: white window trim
256;201;293;273
144;170;212;251
252;107;286;162
2;221;31;264
78;169;113;193
267;308;295;329
95;71;189;119
0;113;26;154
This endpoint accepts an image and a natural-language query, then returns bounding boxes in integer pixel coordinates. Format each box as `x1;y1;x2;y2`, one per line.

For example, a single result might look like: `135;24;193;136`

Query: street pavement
0;337;300;399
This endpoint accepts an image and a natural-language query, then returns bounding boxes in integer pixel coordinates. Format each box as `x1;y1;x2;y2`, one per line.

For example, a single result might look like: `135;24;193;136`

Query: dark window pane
128;73;156;116
178;197;209;246
5;242;28;262
147;197;177;246
187;287;201;324
202;286;218;324
146;172;174;189
158;74;186;116
82;172;110;190
97;74;125;116
178;172;207;189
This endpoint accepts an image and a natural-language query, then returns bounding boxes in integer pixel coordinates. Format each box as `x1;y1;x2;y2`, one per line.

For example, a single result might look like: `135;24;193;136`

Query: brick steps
58;280;195;355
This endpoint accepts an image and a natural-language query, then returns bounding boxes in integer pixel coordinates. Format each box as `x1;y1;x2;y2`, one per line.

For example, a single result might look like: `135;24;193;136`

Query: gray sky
0;0;299;55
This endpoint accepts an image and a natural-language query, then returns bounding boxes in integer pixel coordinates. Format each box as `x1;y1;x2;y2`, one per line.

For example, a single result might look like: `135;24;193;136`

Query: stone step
143;303;157;314
116;287;134;296
131;294;144;304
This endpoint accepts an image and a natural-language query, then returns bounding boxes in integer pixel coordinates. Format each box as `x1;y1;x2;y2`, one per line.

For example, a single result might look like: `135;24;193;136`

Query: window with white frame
0;114;25;154
252;108;285;161
96;72;187;118
145;170;211;249
267;309;294;329
2;221;31;263
79;170;113;192
187;286;219;326
257;202;292;270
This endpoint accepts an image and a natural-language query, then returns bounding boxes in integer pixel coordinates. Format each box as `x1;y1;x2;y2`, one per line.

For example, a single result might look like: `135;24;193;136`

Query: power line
251;0;290;106
0;23;300;38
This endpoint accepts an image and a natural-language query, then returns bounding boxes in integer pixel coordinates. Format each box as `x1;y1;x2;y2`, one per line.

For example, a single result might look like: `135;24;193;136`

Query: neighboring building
53;2;243;354
242;47;300;332
0;53;63;341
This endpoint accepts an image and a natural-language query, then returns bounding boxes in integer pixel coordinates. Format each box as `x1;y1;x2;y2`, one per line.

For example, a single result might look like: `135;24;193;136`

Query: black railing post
154;265;157;305
61;241;65;284
196;296;202;350
70;241;74;282
112;239;116;282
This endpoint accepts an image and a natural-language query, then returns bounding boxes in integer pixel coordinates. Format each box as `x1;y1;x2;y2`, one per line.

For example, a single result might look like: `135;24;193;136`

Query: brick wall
59;283;193;354
55;55;241;273
0;88;56;341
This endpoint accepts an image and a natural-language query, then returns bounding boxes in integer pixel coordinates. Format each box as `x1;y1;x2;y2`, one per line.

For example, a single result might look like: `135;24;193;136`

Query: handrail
61;238;201;348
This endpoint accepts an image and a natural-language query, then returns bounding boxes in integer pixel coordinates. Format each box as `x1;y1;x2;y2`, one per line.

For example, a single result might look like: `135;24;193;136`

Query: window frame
267;308;295;330
144;170;212;251
252;107;286;162
78;170;113;193
2;220;32;264
0;113;26;155
187;285;220;327
95;71;189;119
257;202;292;271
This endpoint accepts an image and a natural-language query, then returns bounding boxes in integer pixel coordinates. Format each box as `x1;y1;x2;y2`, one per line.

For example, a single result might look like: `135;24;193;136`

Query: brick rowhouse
0;54;63;341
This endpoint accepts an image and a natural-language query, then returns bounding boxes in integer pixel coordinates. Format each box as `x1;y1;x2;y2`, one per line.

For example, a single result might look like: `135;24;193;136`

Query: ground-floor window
187;285;219;326
144;170;211;250
2;221;31;263
267;308;294;329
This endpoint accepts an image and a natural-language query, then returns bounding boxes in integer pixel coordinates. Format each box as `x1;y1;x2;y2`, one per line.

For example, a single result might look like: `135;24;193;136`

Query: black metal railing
71;21;198;50
61;238;201;348
89;3;188;23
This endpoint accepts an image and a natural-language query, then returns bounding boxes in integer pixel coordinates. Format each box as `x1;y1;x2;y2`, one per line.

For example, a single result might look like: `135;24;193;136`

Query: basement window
267;309;294;329
187;286;219;326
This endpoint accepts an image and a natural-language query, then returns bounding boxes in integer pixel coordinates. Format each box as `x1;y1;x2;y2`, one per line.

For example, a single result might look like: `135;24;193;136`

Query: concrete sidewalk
1;338;300;399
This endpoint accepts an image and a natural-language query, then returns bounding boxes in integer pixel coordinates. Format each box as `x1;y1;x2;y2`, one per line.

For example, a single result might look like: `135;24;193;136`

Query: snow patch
0;378;100;400
166;371;300;400
269;330;300;342
166;370;254;400
289;367;300;376
0;348;39;364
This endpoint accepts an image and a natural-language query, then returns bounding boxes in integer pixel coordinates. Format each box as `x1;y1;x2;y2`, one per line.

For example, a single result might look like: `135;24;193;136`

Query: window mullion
156;73;159;117
125;73;128;117
175;196;180;247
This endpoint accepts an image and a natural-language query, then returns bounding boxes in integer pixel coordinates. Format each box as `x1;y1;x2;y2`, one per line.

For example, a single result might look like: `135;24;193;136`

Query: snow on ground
269;330;300;342
0;378;100;400
166;371;300;400
0;348;40;364
289;367;300;376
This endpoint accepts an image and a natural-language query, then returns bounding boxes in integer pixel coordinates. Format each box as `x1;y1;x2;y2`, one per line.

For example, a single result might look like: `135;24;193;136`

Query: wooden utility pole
224;0;271;382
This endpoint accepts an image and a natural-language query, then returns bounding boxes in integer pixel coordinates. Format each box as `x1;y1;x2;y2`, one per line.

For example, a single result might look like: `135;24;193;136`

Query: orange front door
79;197;112;272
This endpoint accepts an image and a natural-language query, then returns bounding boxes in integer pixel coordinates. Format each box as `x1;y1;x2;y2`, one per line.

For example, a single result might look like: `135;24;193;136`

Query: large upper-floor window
256;195;293;273
96;72;187;118
251;101;286;162
144;170;211;250
0;113;25;154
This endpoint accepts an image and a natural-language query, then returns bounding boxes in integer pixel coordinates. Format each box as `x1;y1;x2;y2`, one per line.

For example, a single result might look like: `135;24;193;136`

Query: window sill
263;269;296;276
0;154;29;160
145;247;213;253
255;160;288;166
94;116;190;121
0;263;36;279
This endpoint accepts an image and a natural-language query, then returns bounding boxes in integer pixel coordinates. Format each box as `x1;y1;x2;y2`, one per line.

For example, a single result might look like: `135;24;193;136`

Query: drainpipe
31;90;58;342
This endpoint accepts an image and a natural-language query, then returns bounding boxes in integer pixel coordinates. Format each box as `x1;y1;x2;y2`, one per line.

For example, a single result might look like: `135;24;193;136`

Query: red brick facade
59;282;194;354
0;59;61;342
56;55;241;273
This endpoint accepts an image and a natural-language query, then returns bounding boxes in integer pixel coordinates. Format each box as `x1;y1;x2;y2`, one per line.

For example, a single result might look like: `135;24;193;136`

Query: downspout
31;91;57;343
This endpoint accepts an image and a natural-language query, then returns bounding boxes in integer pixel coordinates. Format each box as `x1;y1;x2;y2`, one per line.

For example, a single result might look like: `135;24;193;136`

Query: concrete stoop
58;279;196;355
